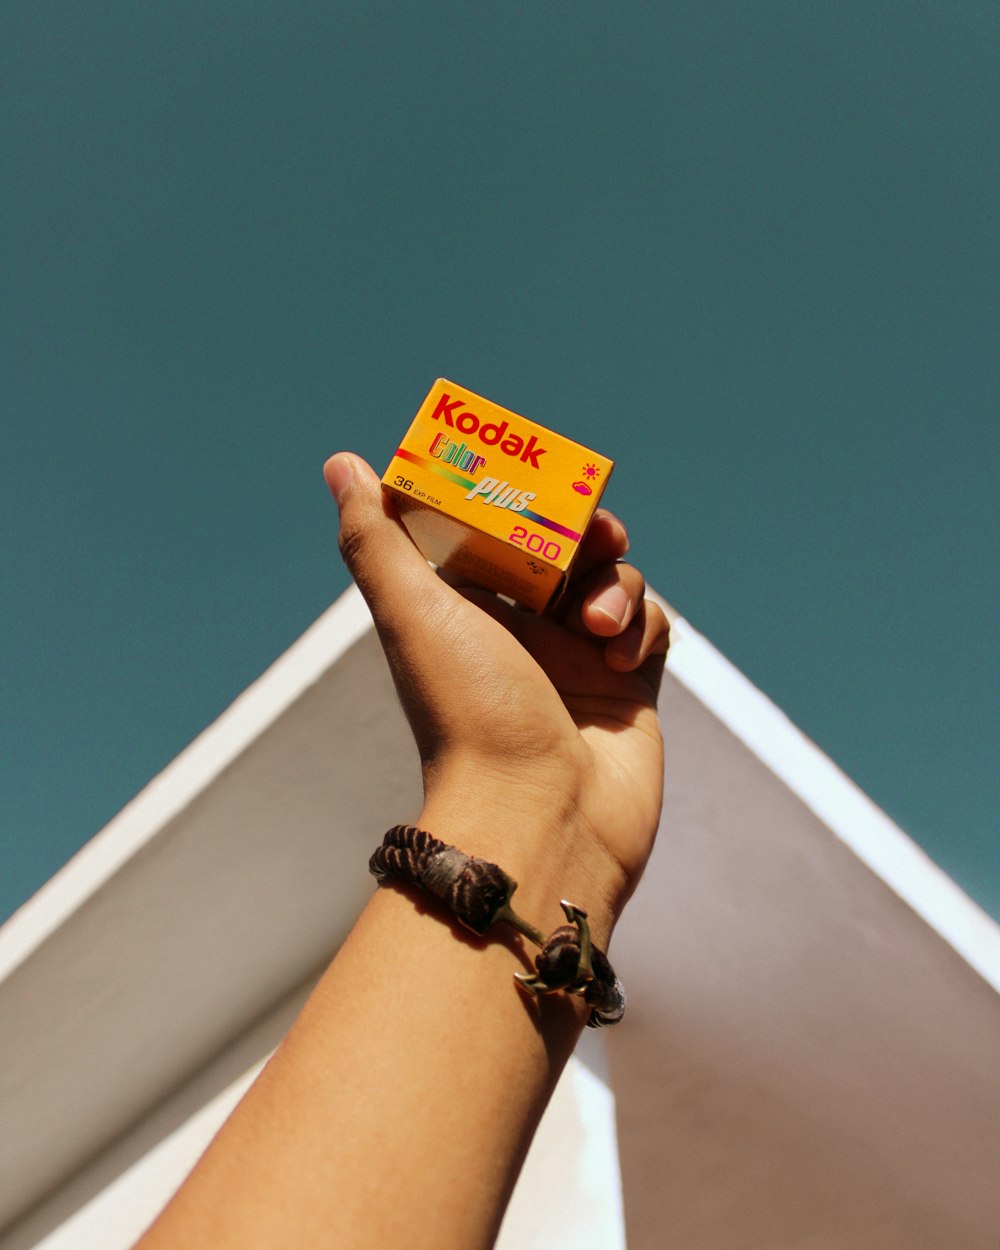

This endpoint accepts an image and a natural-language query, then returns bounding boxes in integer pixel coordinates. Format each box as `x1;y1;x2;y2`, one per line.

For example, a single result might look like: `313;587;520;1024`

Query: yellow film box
381;380;614;612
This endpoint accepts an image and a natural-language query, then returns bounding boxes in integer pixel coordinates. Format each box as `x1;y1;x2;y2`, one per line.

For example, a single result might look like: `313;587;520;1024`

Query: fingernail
324;454;355;505
590;584;631;629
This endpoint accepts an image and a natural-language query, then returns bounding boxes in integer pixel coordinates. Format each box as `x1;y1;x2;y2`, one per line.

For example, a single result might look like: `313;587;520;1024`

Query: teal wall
3;3;998;922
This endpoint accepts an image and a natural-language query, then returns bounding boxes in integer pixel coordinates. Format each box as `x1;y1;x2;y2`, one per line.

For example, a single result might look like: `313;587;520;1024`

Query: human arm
133;451;669;1250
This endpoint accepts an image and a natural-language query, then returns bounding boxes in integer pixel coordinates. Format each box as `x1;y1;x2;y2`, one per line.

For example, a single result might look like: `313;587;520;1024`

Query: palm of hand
407;589;665;895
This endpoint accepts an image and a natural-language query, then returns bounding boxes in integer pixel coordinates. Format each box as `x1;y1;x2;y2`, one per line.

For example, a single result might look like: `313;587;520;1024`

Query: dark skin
133;452;668;1250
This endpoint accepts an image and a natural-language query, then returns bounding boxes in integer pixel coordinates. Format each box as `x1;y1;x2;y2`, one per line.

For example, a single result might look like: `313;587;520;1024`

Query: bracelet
369;825;626;1028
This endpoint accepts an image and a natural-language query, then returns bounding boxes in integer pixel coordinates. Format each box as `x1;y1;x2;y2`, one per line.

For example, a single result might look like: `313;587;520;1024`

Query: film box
381;380;614;611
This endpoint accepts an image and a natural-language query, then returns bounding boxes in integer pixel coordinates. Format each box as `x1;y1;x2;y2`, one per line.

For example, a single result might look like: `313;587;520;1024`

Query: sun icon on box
572;462;601;495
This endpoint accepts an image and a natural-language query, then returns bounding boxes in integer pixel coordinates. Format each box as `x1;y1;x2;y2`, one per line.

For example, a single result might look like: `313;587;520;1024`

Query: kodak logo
431;393;546;469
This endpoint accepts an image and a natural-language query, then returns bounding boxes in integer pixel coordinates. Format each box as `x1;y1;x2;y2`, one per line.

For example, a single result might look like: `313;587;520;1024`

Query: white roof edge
4;583;996;997
0;586;374;981
662;604;1000;994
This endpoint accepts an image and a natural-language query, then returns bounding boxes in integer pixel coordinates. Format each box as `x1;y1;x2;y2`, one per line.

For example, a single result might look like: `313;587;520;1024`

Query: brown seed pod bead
370;825;518;935
584;948;626;1026
534;925;586;990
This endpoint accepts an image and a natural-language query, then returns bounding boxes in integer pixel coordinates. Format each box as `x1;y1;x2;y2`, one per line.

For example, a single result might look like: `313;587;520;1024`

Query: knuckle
618;562;645;603
646;602;671;652
337;515;369;571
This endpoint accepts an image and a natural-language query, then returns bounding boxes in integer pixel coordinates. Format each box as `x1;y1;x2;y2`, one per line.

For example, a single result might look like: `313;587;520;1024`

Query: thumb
323;451;452;635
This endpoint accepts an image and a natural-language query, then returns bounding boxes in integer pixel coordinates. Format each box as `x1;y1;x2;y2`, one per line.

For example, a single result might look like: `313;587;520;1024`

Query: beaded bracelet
369;825;625;1028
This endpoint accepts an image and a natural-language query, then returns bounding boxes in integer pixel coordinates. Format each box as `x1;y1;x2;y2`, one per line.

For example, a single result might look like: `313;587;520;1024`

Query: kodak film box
382;380;614;611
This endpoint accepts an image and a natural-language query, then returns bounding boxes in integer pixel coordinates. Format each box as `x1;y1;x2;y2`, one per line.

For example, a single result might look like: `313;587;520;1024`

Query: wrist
416;772;623;950
369;821;627;1029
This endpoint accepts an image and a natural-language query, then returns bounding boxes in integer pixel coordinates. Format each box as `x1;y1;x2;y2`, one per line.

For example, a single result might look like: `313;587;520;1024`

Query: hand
129;450;668;1250
324;453;669;941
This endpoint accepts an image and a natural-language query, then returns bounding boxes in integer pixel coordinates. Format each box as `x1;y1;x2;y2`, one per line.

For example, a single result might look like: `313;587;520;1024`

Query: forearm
135;801;613;1250
135;448;667;1250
